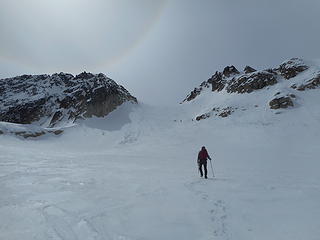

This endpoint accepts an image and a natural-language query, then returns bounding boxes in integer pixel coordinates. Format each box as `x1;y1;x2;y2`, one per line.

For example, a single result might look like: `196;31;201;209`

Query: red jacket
198;149;210;161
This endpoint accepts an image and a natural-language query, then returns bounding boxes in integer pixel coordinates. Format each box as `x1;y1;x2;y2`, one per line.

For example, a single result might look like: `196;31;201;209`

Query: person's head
201;146;206;150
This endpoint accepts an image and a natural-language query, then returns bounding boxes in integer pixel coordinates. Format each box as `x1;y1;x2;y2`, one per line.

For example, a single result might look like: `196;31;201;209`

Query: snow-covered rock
0;121;64;139
226;71;277;94
268;93;295;109
0;72;137;127
277;57;309;79
182;58;320;120
294;74;320;91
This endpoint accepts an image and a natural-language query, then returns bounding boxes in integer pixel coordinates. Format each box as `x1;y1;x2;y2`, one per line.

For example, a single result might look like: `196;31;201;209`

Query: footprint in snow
210;200;229;239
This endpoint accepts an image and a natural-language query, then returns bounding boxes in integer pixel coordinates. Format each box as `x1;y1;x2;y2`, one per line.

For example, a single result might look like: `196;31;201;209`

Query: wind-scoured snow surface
1;89;320;238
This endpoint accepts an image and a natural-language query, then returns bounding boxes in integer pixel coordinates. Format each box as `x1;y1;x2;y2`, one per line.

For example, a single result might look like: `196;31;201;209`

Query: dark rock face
218;108;233;117
74;72;95;80
195;113;211;121
2;98;48;124
244;66;256;74
195;107;236;121
0;72;137;127
278;58;309;79
226;71;277;93
208;71;226;92
183;88;202;102
269;96;294;109
222;66;240;78
183;65;276;102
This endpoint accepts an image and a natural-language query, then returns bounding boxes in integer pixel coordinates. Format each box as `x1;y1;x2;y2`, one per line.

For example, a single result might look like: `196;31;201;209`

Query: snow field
1;91;320;240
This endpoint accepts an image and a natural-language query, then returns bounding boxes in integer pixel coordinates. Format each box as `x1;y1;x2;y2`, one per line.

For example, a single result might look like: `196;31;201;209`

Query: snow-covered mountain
0;58;320;240
0;72;137;128
1;58;319;138
181;58;320;121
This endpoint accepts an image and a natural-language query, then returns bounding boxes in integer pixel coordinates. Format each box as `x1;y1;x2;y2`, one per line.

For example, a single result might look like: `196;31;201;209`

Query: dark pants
198;160;207;178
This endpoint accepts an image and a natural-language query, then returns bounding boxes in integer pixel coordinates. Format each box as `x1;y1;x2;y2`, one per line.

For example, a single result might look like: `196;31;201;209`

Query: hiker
197;146;212;178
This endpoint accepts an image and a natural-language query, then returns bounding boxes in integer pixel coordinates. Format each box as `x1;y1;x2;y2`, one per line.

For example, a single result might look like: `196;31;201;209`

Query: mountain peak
222;65;240;77
0;72;137;127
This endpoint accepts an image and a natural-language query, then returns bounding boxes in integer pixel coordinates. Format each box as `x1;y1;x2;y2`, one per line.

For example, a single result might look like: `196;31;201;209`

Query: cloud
107;0;320;105
1;0;319;105
0;0;167;72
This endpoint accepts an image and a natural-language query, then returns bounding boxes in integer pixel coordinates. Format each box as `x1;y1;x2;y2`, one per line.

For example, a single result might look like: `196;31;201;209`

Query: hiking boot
205;176;207;179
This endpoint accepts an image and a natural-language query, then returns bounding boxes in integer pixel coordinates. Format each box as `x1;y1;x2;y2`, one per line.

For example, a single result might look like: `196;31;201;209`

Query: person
197;146;212;179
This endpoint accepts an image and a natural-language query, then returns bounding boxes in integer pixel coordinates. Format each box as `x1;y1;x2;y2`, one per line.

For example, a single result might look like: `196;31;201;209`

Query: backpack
198;149;208;160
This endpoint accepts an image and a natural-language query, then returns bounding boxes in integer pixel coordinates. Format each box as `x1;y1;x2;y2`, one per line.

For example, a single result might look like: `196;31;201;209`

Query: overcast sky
1;0;320;105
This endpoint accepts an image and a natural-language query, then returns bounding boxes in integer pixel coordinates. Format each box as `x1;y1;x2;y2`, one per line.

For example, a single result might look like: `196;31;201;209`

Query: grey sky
1;0;320;105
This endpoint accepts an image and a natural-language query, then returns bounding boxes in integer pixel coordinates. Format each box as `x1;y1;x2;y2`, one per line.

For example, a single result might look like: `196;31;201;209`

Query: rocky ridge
182;58;320;120
0;72;137;127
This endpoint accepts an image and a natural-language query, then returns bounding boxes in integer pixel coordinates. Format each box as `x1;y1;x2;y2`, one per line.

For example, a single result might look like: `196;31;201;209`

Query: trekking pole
209;159;215;178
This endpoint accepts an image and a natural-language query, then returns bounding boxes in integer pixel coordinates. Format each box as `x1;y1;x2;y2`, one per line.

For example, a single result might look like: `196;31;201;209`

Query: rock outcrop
182;57;320;120
208;71;226;92
195;107;237;121
226;71;277;93
295;75;320;91
222;66;240;78
277;58;309;79
183;87;202;102
183;58;316;103
269;93;295;109
0;72;137;127
244;66;257;74
0;122;64;138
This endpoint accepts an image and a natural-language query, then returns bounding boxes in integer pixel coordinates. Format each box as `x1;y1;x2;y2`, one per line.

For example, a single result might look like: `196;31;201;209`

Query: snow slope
1;95;320;240
1;58;320;240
